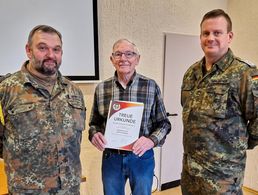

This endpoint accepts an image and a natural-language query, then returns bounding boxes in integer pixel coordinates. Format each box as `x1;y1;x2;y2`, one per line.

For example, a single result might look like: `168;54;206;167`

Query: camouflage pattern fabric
9;184;80;195
0;73;11;82
0;74;11;126
0;62;86;194
181;167;243;195
181;49;258;194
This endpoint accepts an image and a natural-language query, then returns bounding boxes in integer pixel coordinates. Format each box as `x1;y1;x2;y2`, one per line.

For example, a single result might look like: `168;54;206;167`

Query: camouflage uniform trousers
9;184;80;195
181;169;243;195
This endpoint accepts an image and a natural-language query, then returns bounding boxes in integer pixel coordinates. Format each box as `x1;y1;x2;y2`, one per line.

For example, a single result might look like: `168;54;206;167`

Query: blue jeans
102;149;155;195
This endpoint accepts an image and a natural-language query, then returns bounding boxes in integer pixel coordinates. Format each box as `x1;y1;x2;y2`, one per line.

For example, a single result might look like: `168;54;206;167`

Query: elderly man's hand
91;132;107;151
132;136;154;157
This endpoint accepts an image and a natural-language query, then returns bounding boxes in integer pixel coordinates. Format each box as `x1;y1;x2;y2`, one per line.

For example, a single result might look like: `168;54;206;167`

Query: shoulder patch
0;73;12;83
236;57;256;68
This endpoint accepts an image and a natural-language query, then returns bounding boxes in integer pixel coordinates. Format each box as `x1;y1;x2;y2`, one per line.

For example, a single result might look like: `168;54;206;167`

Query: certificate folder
104;100;144;151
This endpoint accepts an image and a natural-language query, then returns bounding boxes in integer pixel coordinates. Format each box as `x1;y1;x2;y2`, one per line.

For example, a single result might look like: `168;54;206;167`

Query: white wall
229;0;258;64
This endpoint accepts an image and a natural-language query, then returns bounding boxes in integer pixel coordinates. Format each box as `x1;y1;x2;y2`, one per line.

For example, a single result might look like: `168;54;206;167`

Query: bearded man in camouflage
181;9;258;195
0;25;86;195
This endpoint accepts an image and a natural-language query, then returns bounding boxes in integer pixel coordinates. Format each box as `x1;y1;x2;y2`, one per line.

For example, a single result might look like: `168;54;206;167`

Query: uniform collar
201;49;235;72
213;49;235;72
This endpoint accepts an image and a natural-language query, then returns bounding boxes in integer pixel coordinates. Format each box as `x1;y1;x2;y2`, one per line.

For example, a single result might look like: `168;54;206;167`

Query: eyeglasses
112;51;137;59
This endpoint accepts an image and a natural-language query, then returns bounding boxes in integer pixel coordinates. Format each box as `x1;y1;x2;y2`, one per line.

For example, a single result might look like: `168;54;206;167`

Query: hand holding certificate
104;100;144;151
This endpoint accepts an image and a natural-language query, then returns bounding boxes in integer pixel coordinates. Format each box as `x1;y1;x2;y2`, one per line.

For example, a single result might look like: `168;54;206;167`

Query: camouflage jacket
181;49;258;180
0;62;86;193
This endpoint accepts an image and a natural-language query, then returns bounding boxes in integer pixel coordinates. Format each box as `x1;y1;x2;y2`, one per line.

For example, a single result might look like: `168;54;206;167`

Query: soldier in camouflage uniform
0;25;86;195
181;9;258;195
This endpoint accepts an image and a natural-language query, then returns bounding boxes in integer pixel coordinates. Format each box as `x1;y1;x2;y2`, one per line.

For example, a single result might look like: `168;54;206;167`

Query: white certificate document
104;100;144;151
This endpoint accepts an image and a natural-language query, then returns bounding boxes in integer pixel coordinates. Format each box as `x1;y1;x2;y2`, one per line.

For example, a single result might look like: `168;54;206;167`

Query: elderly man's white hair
112;39;140;55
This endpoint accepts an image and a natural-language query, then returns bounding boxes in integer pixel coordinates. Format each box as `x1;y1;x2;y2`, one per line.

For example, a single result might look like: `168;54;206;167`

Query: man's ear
228;31;233;43
110;56;115;64
25;44;32;59
136;55;140;65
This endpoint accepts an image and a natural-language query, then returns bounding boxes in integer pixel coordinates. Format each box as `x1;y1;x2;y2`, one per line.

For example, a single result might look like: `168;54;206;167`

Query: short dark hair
28;25;62;46
200;9;232;32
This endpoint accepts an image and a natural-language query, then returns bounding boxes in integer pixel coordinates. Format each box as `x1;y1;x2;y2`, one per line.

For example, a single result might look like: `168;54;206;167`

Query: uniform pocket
6;103;41;156
181;82;194;107
67;96;86;131
203;82;230;118
181;82;194;123
7;103;40;139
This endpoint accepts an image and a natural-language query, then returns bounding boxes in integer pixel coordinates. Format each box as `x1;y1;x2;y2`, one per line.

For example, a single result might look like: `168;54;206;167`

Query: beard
31;57;61;76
